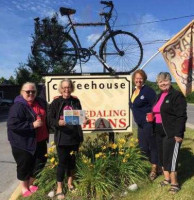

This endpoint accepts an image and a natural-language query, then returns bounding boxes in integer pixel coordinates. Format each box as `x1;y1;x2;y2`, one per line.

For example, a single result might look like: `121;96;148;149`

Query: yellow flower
123;158;127;163
44;154;48;157
70;151;74;155
102;146;107;150
118;138;126;144
98;152;103;156
50;141;55;146
111;143;117;149
48;147;54;153
55;161;58;166
129;143;135;148
50;157;55;163
130;138;134;142
125;153;130;158
95;153;100;158
135;138;139;143
83;159;88;164
119;151;124;155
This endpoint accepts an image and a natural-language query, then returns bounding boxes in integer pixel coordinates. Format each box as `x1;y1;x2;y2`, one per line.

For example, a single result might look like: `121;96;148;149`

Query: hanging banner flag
159;20;193;96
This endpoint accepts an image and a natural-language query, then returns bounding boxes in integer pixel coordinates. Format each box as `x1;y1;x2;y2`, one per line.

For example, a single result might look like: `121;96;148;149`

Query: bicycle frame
59;1;130;73
65;15;113;52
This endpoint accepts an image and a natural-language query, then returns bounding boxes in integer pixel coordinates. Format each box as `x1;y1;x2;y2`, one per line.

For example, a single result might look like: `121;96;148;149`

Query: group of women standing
7;70;187;198
130;70;187;194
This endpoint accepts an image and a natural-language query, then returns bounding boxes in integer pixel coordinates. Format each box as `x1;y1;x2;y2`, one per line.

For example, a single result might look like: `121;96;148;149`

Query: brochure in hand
63;110;85;125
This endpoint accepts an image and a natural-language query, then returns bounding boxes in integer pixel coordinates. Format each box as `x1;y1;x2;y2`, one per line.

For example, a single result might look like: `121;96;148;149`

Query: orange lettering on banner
159;20;194;96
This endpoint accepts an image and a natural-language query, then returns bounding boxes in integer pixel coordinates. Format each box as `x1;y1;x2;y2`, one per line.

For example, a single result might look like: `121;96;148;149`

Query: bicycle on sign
35;1;143;74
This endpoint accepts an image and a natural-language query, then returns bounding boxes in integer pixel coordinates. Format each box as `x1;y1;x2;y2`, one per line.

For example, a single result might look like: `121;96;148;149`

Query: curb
9;184;21;200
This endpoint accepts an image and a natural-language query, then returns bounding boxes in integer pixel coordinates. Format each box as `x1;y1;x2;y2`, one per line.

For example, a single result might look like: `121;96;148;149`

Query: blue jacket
130;85;156;127
7;95;47;154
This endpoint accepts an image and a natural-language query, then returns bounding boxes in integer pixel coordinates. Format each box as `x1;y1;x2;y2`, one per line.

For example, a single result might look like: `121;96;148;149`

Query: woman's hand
33;119;43;128
58;119;66;126
174;136;183;143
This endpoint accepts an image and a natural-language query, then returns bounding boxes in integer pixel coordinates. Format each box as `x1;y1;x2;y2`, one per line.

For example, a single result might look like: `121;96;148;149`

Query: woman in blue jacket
130;69;159;180
7;82;49;197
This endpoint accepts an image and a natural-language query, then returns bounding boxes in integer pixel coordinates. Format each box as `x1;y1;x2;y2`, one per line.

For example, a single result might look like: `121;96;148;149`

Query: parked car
0;91;13;107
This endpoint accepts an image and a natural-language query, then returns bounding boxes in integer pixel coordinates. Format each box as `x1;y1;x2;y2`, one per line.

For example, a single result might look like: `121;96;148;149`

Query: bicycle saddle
60;7;76;16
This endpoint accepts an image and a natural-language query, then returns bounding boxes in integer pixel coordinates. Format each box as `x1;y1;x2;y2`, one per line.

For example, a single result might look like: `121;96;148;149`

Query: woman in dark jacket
130;69;159;180
7;82;49;197
48;78;86;199
153;72;187;194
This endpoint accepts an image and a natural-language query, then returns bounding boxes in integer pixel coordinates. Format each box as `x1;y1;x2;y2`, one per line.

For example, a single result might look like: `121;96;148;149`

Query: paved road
0;104;194;200
187;104;194;128
0;108;17;200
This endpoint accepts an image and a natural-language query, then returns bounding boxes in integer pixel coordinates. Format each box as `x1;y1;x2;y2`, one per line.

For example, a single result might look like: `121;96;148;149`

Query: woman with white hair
153;72;187;194
48;78;87;200
7;82;49;197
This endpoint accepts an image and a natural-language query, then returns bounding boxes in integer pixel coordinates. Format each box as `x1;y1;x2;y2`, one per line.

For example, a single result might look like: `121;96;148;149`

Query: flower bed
34;133;150;199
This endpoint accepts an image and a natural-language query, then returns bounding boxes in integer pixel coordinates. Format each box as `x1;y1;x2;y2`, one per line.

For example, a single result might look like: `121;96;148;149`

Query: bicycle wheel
99;30;143;73
33;33;78;73
59;33;78;72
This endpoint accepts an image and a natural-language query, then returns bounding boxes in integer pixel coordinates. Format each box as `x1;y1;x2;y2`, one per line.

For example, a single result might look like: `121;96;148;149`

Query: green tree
0;77;6;85
8;76;16;85
30;14;73;75
15;63;31;85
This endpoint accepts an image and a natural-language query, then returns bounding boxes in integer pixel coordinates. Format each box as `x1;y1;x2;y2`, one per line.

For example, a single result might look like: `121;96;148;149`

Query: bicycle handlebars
100;1;113;7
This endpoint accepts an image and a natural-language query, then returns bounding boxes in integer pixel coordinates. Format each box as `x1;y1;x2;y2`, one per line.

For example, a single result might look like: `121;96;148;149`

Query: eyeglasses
23;90;36;95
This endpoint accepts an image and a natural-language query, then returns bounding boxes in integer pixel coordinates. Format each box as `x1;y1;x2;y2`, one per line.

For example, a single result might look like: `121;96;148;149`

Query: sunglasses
23;90;36;95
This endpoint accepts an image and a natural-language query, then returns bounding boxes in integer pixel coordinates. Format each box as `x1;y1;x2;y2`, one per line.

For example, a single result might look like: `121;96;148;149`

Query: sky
0;0;193;81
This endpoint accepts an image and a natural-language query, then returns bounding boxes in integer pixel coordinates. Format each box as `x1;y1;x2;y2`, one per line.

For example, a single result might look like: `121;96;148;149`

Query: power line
115;14;194;27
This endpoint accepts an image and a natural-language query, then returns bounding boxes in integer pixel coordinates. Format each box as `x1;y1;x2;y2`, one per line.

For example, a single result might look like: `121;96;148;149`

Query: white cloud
87;33;101;43
123;14;173;80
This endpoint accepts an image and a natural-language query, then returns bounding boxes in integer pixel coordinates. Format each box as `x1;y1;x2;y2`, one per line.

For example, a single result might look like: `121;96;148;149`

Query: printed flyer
63;110;85;125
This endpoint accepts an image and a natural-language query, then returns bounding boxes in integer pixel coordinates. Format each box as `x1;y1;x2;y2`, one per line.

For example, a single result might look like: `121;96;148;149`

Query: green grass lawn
122;127;194;200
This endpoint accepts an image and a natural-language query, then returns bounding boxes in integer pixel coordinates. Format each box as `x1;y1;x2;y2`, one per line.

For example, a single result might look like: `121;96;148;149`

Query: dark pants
56;145;79;182
155;124;181;172
138;123;158;165
12;140;47;181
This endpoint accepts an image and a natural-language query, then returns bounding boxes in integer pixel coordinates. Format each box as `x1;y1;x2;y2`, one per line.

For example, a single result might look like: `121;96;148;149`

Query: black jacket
157;86;187;138
48;96;83;146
